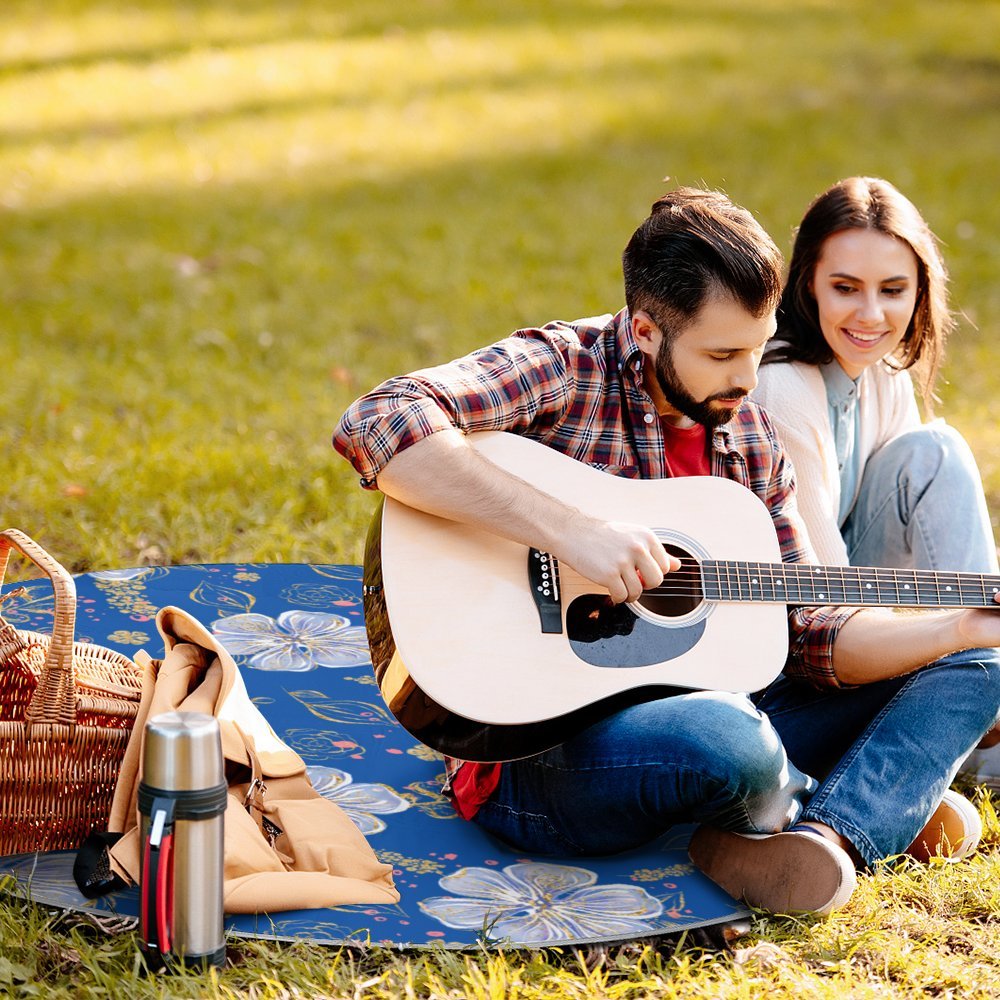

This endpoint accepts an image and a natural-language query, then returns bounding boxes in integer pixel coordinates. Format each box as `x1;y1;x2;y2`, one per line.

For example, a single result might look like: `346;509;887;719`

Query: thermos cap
142;711;225;791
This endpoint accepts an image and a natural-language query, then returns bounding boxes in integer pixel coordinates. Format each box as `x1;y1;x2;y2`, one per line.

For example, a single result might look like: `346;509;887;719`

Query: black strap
137;781;229;820
73;830;128;898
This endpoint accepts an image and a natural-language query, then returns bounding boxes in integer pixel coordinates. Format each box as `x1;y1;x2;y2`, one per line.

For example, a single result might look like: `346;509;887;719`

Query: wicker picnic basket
0;528;144;856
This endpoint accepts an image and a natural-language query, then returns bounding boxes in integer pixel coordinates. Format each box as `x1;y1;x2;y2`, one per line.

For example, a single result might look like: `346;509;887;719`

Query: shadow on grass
1;0;818;78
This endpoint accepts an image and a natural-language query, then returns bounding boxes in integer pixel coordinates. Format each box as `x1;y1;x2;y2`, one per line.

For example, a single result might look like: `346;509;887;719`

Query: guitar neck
702;561;1000;609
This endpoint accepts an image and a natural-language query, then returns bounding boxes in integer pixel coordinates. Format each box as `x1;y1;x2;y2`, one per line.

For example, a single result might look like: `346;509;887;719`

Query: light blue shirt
820;361;864;527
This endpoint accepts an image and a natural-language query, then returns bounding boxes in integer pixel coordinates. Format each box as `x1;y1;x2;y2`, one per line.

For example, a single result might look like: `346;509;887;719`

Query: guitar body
363;431;789;761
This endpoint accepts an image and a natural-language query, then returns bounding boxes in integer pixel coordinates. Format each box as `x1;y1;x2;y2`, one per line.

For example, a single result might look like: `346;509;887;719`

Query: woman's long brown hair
764;177;953;411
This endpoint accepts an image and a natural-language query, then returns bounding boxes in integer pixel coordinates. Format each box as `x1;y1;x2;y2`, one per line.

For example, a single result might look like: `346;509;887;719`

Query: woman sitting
753;176;1000;821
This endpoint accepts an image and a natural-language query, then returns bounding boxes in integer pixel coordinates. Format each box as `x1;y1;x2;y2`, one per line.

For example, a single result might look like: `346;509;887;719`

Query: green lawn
3;0;1000;995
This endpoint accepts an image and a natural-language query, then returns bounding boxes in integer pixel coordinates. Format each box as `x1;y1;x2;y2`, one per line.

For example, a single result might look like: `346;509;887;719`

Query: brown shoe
906;789;982;862
688;826;857;915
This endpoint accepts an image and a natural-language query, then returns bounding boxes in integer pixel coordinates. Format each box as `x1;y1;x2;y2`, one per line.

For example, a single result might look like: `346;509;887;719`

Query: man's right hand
555;515;680;604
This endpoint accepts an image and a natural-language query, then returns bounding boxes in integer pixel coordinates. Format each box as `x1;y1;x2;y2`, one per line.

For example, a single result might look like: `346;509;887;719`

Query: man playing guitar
333;188;1000;916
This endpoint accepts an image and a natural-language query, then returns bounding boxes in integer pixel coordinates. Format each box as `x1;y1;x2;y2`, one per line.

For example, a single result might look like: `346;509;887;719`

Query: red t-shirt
659;419;711;478
447;421;710;820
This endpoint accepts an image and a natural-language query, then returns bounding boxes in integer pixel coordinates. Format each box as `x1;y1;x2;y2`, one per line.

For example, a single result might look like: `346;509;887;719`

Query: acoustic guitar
362;431;1000;762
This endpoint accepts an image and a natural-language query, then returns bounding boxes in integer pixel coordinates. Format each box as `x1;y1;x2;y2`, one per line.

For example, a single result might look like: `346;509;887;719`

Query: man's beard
654;339;748;429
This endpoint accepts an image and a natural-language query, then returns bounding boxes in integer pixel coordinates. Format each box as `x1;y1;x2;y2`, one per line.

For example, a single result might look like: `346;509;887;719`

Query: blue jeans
756;648;1000;865
842;423;999;574
475;691;815;856
476;650;1000;869
841;423;1000;782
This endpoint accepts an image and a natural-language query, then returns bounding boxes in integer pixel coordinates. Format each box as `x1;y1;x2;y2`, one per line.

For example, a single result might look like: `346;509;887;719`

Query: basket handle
0;528;78;728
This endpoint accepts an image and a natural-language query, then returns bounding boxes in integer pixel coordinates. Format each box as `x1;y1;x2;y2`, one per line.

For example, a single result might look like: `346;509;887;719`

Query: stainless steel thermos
139;711;227;970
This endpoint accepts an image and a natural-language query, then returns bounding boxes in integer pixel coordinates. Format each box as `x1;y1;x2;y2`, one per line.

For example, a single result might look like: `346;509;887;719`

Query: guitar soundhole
636;543;703;618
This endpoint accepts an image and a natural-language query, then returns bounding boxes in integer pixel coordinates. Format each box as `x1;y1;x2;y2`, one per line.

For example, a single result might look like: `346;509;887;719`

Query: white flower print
419;862;664;944
211;610;370;671
90;568;154;582
308;765;410;835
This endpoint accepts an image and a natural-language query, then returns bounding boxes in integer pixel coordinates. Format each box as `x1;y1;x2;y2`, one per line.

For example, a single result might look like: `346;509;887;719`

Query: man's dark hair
622;187;783;340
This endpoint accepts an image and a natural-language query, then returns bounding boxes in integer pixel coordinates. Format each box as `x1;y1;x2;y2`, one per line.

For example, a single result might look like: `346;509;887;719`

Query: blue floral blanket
0;563;747;949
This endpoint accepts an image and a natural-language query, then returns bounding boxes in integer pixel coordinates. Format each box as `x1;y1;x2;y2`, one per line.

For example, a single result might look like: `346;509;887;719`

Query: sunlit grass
3;0;999;571
4;811;1000;998
2;2;1000;992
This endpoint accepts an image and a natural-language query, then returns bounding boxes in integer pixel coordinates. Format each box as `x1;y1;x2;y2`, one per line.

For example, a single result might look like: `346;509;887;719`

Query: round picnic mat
0;563;748;949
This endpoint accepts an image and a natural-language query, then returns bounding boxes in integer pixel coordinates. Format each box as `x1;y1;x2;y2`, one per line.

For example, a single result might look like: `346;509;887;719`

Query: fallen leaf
732;942;792;968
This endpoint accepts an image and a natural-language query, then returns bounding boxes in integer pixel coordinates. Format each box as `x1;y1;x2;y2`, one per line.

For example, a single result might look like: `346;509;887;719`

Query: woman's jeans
842;422;998;574
841;422;1000;781
476;649;1000;868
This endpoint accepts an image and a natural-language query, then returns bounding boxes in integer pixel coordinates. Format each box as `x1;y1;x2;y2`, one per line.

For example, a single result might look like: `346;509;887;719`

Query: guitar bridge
528;549;563;633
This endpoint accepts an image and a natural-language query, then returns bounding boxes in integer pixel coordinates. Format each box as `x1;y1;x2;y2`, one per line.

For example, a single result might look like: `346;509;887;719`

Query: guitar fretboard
701;561;1000;609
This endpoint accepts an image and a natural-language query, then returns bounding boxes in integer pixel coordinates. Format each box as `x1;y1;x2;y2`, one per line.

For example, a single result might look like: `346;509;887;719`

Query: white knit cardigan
752;359;921;566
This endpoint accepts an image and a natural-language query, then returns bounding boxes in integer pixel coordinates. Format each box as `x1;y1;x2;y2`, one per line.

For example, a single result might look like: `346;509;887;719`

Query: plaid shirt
334;310;859;808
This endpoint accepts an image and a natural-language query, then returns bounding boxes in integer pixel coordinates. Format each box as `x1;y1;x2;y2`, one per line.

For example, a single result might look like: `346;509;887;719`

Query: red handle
156;833;174;955
140;801;175;964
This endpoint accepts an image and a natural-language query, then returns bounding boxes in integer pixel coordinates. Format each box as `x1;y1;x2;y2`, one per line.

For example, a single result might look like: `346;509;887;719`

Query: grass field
3;1;1000;995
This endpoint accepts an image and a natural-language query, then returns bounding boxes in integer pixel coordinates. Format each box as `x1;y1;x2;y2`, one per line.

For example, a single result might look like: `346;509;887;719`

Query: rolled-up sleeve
333;332;574;488
785;605;858;687
333;390;458;488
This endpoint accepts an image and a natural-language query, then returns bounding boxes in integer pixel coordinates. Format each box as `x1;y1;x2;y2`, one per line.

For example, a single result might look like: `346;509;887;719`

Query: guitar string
545;559;1000;587
554;565;1000;605
650;571;998;599
554;583;1000;606
555;583;999;601
556;566;1000;588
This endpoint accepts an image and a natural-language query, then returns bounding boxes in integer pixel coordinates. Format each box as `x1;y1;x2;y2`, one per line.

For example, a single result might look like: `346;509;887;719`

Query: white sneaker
688;826;857;915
